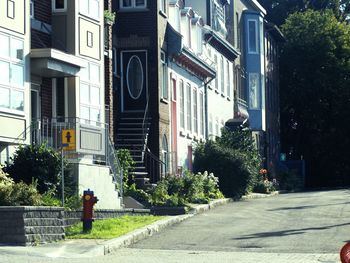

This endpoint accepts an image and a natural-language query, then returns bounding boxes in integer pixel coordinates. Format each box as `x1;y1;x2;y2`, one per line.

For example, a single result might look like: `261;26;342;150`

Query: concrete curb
241;191;281;200
87;214;193;255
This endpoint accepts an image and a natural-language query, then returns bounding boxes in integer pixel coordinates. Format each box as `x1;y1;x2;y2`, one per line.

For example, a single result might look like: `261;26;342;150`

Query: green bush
193;129;262;198
253;180;276;194
149;171;223;207
5;144;63;193
117;148;135;191
194;141;254;198
0;166;41;206
278;170;302;191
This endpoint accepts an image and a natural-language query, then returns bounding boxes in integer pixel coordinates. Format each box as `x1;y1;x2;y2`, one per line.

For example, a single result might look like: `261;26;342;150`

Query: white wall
78;164;121;209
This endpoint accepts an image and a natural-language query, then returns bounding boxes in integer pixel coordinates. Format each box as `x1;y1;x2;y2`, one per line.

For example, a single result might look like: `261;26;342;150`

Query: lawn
65;215;165;239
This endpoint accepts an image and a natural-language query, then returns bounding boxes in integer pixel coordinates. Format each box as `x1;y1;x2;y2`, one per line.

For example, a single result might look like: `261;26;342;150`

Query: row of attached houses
0;0;283;209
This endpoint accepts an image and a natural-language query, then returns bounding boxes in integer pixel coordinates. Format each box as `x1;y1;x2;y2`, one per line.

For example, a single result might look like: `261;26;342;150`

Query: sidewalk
0;193;279;259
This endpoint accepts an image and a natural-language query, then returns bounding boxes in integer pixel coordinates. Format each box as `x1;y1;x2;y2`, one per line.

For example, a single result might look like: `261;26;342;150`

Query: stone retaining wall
0;207;150;246
0;206;65;246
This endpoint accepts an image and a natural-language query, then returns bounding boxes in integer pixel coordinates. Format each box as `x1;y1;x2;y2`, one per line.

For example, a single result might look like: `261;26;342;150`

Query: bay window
0;33;25;113
79;0;100;20
80;62;101;125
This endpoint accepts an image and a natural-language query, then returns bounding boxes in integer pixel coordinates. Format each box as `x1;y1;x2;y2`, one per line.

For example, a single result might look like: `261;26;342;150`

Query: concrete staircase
116;112;151;187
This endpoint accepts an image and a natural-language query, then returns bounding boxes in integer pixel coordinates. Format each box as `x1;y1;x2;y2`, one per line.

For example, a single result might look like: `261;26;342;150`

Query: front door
121;50;148;112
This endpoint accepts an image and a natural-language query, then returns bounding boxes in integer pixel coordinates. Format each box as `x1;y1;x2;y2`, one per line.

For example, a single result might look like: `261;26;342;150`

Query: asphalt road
1;189;350;262
131;189;350;254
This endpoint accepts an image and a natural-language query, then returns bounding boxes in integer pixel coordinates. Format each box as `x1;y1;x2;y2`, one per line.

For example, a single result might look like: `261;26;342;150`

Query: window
179;80;185;129
127;55;143;99
248;20;258;53
186;83;192;132
87;31;93;48
79;0;100;20
220;56;225;94
193;88;198;134
80;62;101;125
120;0;146;9
160;51;168;100
199;92;204;136
249;73;259;109
7;0;15;19
226;60;231;98
236;12;240;50
52;0;67;12
0;33;24;112
214;54;218;91
30;0;34;18
159;0;167;14
209;114;213;136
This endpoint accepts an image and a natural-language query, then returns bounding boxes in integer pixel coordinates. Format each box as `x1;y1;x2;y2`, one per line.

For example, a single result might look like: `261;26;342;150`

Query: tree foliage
279;10;350;186
258;0;350;26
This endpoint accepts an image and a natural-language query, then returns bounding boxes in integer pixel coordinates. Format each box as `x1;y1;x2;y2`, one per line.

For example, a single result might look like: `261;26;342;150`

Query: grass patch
65;215;165;239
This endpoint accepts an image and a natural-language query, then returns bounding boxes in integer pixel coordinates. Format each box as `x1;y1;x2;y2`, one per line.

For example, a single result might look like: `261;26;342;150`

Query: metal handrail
141;94;150;159
106;136;123;198
144;147;166;182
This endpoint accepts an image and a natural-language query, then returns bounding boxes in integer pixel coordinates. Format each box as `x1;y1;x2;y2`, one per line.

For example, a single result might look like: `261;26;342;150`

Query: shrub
193;141;255;198
253;180;276;194
5;144;63;193
117;148;135;191
149;171;223;207
278;170;302;191
0;166;42;206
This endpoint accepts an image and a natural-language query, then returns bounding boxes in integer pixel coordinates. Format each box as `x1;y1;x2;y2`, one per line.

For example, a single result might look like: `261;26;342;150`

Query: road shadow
232;222;350;240
267;201;350;211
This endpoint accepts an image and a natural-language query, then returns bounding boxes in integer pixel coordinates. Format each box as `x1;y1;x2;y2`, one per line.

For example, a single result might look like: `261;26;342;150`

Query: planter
151;206;188;216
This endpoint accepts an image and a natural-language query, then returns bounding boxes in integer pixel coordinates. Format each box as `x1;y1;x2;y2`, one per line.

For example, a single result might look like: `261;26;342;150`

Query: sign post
61;128;76;207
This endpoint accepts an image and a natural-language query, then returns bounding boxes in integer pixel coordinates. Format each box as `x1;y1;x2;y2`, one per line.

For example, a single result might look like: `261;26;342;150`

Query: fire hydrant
82;189;98;232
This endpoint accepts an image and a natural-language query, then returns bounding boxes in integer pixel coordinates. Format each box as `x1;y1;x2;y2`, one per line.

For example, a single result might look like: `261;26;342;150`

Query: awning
30;48;86;78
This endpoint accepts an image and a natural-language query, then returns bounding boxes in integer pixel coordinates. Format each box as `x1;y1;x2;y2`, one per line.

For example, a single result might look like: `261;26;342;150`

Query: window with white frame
79;0;100;20
199;92;204;136
209;114;213;136
249;73;259;109
179;79;185;129
80;62;101;125
30;0;34;18
220;56;225;94
186;83;192;132
159;0;167;14
193;88;198;134
214;54;218;91
226;60;230;98
0;33;25;112
120;0;146;9
248;20;258;54
52;0;67;12
160;51;168;100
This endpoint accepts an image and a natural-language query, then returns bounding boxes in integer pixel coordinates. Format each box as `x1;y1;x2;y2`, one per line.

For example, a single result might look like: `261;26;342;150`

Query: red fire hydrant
82;189;98;232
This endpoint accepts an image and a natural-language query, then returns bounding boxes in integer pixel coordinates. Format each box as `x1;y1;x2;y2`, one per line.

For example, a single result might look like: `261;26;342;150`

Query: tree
279;10;350;186
258;0;350;26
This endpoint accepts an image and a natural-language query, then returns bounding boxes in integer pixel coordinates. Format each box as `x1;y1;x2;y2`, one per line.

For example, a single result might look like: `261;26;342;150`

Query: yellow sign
61;129;76;151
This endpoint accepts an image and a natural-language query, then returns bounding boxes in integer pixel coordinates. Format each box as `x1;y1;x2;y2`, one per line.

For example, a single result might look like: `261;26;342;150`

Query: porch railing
11;117;123;197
